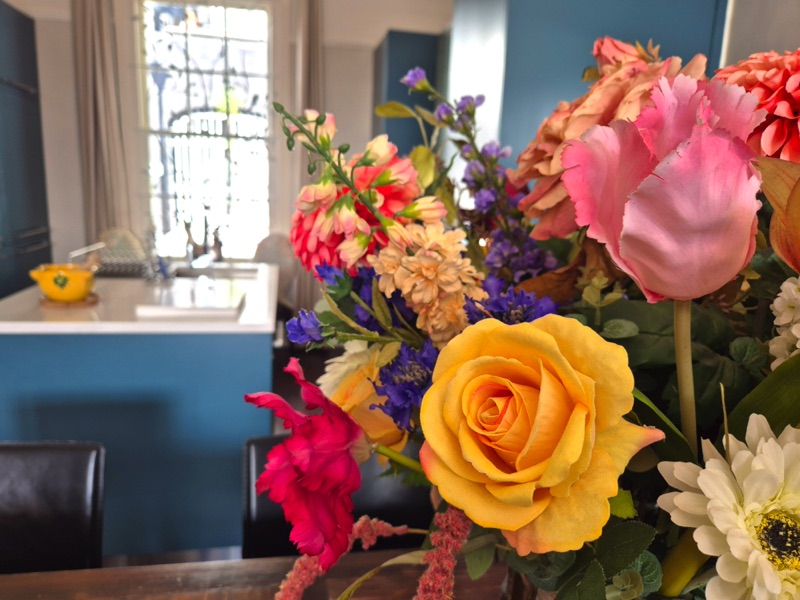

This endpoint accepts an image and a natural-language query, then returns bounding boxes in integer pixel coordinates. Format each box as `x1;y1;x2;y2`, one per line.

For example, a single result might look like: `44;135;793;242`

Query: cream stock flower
318;341;406;454
658;414;800;600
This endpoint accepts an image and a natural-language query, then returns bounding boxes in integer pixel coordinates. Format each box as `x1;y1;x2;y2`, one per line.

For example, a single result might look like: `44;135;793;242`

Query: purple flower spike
286;309;324;344
401;67;427;89
434;103;454;123
474;189;498;213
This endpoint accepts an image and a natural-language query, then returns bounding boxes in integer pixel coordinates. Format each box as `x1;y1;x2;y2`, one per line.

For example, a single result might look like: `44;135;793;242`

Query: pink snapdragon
562;75;765;302
245;358;368;570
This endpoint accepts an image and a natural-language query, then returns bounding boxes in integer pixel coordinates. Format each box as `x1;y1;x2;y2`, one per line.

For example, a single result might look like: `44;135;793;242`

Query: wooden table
0;549;508;599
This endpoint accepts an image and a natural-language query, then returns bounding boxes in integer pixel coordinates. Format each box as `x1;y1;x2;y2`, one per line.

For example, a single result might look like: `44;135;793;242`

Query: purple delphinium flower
374;340;439;431
315;263;344;286
401;67;427;89
465;276;557;325
434;103;454;123
484;223;558;283
456;94;485;112
474;188;498;214
462;160;485;189
481;141;512;160
286;309;324;344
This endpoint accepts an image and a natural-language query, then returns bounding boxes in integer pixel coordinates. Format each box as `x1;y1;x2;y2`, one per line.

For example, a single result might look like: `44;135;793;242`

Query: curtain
71;0;137;243
291;0;325;311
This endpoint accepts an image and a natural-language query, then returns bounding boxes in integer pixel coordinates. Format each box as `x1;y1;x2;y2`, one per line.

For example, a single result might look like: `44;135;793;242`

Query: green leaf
376;341;401;367
415;105;442;128
595;521;656;579
272;101;284;112
600;319;640;340
374;101;417;119
632;387;694;462
608;489;636;519
409;145;436;190
338;143;351;154
726;352;800;440
563;313;589;325
557;559;606;600
463;536;496;580
504;550;576;592
370;277;393;329
729;336;769;381
631;551;663;595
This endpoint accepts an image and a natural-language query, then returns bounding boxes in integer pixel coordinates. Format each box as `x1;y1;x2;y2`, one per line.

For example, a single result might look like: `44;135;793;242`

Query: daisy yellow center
757;511;800;571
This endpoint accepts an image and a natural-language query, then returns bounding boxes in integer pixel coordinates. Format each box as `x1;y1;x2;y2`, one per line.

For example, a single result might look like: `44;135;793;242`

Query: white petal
782;443;800;491
695;525;729;556
674;491;710;515
731;451;754;486
708;501;743;534
703;438;725;463
746;414;776;452
778;424;800;445
715;552;747;582
658;461;701;492
657;491;679;515
752;438;785;479
706;575;748;600
725;435;751;462
749;552;782;598
742;469;781;506
698;465;741;507
727;527;757;561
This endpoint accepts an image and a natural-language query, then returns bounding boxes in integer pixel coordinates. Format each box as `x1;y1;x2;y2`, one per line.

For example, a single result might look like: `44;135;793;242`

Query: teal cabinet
0;0;52;298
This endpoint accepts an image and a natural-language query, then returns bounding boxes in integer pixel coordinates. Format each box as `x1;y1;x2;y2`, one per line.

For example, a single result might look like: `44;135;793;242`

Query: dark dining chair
0;441;105;573
242;435;434;559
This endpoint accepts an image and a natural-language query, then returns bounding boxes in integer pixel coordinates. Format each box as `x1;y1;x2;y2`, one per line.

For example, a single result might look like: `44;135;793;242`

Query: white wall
721;0;800;66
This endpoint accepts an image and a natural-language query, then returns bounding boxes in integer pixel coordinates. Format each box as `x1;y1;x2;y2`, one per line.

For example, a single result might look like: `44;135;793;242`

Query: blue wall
0;333;273;557
493;0;729;164
373;30;443;155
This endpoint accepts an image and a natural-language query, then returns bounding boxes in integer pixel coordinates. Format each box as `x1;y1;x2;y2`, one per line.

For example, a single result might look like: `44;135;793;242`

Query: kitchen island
0;266;278;557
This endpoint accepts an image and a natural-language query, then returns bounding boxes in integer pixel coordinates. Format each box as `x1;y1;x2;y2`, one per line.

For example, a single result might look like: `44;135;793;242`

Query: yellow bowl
29;264;96;303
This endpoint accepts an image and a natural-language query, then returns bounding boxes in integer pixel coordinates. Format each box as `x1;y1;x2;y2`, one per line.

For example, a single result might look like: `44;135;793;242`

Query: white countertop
0;264;279;335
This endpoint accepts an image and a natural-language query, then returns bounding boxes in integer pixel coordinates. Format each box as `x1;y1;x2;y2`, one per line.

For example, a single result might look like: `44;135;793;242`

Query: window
140;1;271;259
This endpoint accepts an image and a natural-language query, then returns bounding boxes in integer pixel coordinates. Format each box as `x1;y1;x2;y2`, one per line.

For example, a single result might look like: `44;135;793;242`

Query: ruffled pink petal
703;78;766;140
561;121;657;267
619;127;761;302
636;75;709;161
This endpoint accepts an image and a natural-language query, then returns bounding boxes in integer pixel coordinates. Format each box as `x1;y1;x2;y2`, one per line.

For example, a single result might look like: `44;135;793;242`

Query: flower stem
674;300;698;457
373;444;426;475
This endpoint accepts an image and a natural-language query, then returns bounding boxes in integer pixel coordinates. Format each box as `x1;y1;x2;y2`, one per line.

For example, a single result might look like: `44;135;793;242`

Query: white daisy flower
657;414;800;600
768;324;800;371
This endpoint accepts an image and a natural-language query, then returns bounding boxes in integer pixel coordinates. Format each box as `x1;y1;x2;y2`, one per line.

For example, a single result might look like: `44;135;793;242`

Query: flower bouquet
247;37;800;599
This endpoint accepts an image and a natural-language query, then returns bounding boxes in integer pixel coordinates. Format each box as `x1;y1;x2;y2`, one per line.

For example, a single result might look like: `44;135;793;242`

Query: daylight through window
141;1;270;260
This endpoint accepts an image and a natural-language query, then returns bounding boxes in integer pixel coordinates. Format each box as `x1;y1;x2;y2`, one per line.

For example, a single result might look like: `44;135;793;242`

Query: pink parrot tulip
562;75;766;302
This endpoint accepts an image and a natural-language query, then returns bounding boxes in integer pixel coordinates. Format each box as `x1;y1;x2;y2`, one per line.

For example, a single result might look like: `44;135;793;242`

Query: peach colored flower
419;317;665;555
592;36;642;72
296;181;337;216
715;49;800;162
368;222;486;346
396;196;448;224
290;109;336;146
510;38;707;240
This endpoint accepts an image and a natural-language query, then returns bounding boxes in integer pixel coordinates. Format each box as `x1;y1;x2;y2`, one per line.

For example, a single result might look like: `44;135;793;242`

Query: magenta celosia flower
245;358;368;570
561;75;765;302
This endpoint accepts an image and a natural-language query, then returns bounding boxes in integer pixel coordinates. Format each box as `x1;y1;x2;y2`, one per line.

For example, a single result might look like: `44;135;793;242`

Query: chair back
243;435;434;559
0;441;105;573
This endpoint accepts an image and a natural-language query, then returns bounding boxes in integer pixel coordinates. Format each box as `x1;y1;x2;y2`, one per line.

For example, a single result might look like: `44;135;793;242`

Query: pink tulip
562;75;765;302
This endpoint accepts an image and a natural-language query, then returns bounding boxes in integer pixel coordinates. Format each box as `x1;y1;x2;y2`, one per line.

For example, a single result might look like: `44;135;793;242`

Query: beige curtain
71;0;136;243
291;0;325;311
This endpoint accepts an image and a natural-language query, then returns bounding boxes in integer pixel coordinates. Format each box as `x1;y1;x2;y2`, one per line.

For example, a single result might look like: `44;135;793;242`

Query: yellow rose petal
596;419;666;474
502;448;618;554
421;442;551;530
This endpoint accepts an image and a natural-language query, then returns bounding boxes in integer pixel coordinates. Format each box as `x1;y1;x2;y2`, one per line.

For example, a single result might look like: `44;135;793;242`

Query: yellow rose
319;341;407;454
419;316;664;554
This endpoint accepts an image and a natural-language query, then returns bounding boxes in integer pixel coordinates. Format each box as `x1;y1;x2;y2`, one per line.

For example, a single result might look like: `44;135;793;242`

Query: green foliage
726;352;800;439
461;532;498;580
503;549;576;591
633;388;695;462
374;101;418;119
729;336;769;381
608;489;637;519
600;319;640;340
630;551;663;595
595;520;656;579
557;560;606;600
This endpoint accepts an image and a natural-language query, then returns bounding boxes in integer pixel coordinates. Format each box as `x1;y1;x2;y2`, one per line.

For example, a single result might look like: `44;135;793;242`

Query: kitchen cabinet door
0;83;50;240
0;1;38;90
